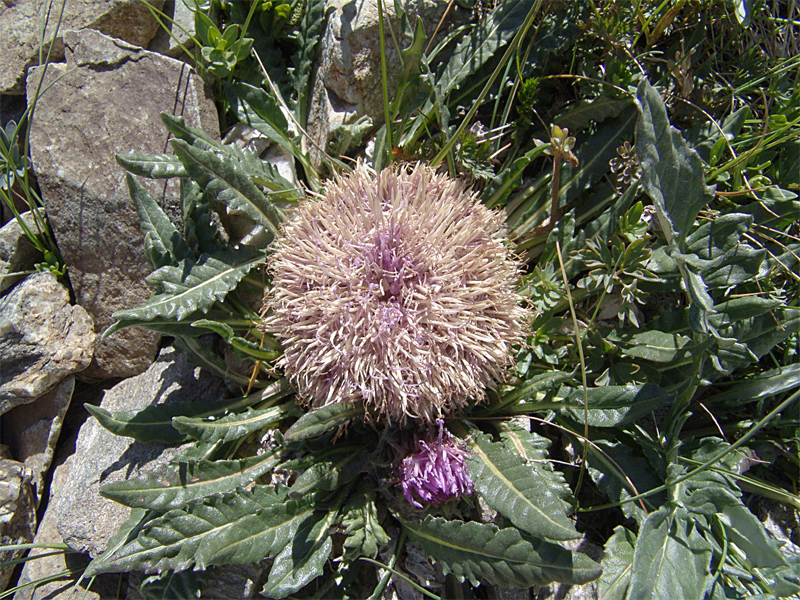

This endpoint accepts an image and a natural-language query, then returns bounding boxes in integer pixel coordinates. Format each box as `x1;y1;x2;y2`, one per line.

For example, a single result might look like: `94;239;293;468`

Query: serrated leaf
101;451;281;512
342;480;390;560
111;248;263;324
634;79;715;247
561;384;673;427
627;507;712;600
125;174;193;270
92;486;314;575
224;82;294;155
138;570;206;600
284;403;366;443
497;423;551;461
171;138;284;237
598;526;636;600
173;401;295;444
401;516;602;588
117;150;189;179
160;113;224;152
465;432;578;541
262;511;336;599
182;179;223;256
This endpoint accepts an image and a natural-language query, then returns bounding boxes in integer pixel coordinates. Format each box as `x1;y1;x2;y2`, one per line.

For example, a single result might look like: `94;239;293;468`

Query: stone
0;209;45;294
0;272;94;412
0;459;37;592
2;376;74;501
51;345;227;557
0;0;166;95
26;28;219;379
13;447;121;600
148;0;197;57
307;0;463;168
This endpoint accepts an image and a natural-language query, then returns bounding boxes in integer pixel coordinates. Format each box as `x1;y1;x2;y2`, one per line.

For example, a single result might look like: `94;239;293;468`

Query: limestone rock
2;376;74;501
307;0;462;168
0;272;94;412
0;459;36;592
0;0;166;95
51;346;227;557
0;209;45;294
26;28;219;379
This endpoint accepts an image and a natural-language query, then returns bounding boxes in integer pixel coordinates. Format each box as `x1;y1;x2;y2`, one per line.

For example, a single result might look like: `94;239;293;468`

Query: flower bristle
262;162;529;424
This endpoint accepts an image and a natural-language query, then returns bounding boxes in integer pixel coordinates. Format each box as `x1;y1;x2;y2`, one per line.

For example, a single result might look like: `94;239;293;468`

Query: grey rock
148;0;197;57
0;0;166;95
0;272;94;412
0;459;36;592
13;447;120;600
26;28;219;379
307;0;463;168
51;345;227;557
2;376;74;502
0;209;44;294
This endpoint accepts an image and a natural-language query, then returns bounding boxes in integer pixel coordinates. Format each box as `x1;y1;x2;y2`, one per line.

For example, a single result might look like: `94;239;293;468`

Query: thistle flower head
262;163;528;423
400;420;474;508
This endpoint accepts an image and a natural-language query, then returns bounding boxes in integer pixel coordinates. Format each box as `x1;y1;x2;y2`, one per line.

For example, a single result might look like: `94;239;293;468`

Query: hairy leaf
224;82;294;156
290;0;326;128
627;507;712;600
173;401;295;444
704;363;800;406
93;486;314;575
342;480;390;560
284;403;366;443
110;248;263;323
401;516;602;588
598;526;636;600
561;384;673;427
634;79;715;247
117;151;189;179
262;511;336;599
182;179;223;256
289;446;367;498
101;451;281;512
125;174;193;270
160;113;224;152
616;330;693;363
465;432;578;541
172;138;284;237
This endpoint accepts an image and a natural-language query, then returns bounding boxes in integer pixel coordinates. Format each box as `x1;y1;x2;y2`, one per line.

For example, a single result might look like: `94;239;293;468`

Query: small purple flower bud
401;421;474;508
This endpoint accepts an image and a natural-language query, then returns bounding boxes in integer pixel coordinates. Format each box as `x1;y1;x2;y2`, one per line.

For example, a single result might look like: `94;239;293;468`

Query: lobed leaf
597;526;636;600
401;516;602;588
465;432;578;541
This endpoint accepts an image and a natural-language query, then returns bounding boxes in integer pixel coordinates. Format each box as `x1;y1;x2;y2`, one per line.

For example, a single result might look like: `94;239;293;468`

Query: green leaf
491;370;574;413
224;82;294;155
93;486;314;575
288;446;367;498
284;403;366;443
171;139;284;237
125;174;193;270
556;96;632;133
704;363;800;406
100;452;282;512
111;248;263;323
262;511;336;599
117;151;189;179
465;432;578;541
160;113;224;153
627;507;712;600
401;516;602;588
616;330;693;363
341;480;390;560
561;384;673;427
290;0;326;127
84;391;263;444
173;335;252;386
634;79;715;247
138;570;206;600
182;179;223;256
173;401;295;444
597;526;636;600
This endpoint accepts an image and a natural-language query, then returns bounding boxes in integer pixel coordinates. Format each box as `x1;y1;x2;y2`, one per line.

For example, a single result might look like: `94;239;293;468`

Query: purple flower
262;163;529;424
401;421;474;508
